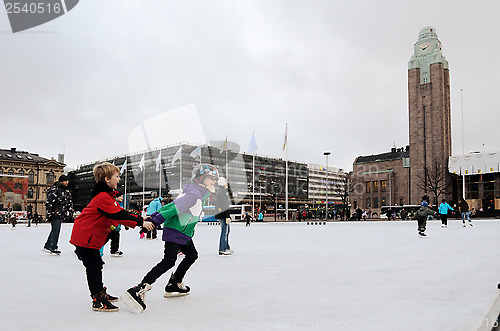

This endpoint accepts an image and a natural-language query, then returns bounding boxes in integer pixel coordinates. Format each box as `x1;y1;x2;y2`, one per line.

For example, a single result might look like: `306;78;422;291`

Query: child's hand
110;225;116;231
143;221;154;231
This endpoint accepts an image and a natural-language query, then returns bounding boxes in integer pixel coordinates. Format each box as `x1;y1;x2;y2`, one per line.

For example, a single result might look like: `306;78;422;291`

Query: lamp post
323;152;331;221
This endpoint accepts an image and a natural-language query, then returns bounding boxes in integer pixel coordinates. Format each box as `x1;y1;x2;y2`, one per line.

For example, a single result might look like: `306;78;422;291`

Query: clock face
418;42;430;55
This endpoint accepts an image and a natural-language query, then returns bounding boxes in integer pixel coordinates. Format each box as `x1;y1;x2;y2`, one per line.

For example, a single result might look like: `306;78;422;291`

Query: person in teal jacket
122;164;219;313
145;197;163;239
438;198;454;228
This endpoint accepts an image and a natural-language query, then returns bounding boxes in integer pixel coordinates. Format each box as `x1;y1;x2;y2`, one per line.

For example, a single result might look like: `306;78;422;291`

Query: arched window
46;172;55;185
8;169;14;175
28;171;35;183
18;170;25;177
0;168;3;174
28;188;34;199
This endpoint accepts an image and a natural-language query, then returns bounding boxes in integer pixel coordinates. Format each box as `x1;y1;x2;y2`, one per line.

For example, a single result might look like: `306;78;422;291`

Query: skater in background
70;162;153;312
10;214;17;229
146;196;163;240
415;201;436;237
458;198;473;227
244;212;252;226
438;198;454;228
258;211;264;222
100;192;126;257
215;177;232;255
123;164;219;313
43;174;74;255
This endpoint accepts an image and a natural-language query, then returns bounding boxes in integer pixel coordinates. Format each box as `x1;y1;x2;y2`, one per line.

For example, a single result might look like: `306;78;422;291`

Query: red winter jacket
70;182;143;249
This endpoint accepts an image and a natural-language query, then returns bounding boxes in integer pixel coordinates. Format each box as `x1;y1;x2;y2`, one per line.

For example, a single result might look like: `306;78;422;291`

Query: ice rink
1;219;499;331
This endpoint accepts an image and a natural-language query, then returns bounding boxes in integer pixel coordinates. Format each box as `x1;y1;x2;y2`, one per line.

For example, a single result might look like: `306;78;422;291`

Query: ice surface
1;220;499;331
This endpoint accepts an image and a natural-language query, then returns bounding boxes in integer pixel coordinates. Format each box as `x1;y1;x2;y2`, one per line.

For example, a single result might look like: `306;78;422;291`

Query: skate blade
164;292;190;298
120;293;144;313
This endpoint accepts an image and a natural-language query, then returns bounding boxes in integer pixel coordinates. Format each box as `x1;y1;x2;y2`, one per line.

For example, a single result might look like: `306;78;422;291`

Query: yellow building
0;148;65;219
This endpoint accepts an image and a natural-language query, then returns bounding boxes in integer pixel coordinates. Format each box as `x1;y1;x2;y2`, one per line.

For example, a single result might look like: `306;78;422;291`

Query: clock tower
408;26;452;204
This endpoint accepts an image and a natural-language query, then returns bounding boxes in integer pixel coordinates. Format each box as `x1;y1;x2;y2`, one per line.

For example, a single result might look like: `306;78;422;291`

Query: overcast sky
1;1;499;171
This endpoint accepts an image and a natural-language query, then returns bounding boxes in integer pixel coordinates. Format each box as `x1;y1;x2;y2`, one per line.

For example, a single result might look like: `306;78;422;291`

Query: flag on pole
138;154;145;171
282;124;288;151
219;136;228;154
155;151;162;172
248;131;258;154
171;147;182;166
190;146;201;159
120;159;127;175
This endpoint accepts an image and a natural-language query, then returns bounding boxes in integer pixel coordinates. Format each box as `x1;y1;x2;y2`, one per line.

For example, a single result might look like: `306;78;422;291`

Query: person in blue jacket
145;197;163;239
438;198;454;228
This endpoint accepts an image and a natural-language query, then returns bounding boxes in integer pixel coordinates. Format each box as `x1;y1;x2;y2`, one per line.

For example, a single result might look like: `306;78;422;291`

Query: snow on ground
1;219;499;331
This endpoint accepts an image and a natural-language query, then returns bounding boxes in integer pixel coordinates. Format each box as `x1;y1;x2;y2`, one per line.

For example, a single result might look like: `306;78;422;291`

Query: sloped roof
354;148;409;164
0;148;54;163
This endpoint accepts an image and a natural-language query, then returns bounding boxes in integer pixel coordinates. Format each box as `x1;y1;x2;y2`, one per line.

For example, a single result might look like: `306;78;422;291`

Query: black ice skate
121;283;151;313
92;289;119;312
419;232;427;237
103;287;118;302
164;274;190;298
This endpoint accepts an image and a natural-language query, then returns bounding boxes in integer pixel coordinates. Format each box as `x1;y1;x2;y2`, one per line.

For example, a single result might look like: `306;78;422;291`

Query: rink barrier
202;222;219;226
306;221;327;226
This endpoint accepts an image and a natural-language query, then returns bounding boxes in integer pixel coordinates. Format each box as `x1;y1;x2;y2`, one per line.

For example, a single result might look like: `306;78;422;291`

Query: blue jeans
461;212;471;222
44;217;62;250
218;219;230;252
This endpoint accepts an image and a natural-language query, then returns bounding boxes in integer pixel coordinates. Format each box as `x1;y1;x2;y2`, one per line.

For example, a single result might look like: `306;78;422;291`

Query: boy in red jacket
70;162;153;312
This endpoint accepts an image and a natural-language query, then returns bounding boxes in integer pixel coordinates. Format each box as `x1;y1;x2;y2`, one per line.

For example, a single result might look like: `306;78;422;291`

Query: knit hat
421;201;428;207
59;174;69;182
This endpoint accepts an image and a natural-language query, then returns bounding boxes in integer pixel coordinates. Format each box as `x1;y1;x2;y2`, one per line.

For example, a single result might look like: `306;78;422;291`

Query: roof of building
354;147;409;164
0;148;53;163
449;151;500;175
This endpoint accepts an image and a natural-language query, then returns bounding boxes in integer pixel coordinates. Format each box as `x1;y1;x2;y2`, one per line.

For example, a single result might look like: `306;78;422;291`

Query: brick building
351;27;452;214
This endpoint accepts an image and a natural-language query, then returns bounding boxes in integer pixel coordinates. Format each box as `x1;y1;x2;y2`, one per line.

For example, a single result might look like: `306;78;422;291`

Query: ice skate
469;222;473;227
218;250;231;255
463;223;466;227
121;283;151;313
103;287;118;302
419;232;427;237
164;274;190;298
110;250;123;257
92;289;119;312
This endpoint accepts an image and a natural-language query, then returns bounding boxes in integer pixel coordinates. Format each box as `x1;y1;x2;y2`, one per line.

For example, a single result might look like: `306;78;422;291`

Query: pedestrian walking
215;177;232;255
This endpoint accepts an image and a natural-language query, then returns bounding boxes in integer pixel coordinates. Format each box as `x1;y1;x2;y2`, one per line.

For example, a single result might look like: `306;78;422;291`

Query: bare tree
334;172;356;220
417;159;452;205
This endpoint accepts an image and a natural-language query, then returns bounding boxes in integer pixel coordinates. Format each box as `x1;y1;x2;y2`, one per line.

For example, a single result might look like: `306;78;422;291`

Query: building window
0;168;3;174
366;198;371;208
399;198;404;206
18;170;25;176
403;158;410;168
381;180;387;192
28;188;34;199
8;169;14;175
46;172;55;185
373;181;379;192
366;181;371;193
381;197;387;206
373;197;379;209
28;171;35;183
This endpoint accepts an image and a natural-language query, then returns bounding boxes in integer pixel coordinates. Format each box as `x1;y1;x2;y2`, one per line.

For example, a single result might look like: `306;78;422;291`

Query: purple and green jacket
149;183;210;245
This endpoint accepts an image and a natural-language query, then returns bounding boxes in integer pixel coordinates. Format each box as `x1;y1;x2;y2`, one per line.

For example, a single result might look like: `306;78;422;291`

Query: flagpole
179;144;182;192
159;156;162;198
285;137;289;221
225;136;228;181
142;155;145;210
124;157;128;209
252;152;255;218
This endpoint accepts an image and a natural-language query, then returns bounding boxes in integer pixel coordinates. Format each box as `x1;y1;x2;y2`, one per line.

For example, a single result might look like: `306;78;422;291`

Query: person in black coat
215;177;232;255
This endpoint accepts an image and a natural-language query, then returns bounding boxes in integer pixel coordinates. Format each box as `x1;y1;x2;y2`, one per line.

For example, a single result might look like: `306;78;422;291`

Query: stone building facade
351;27;453;213
0;147;65;218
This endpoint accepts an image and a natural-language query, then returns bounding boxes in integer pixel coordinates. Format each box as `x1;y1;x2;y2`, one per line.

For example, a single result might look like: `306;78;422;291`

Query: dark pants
417;216;427;233
44;217;62;250
440;214;448;226
146;227;157;239
74;246;104;297
104;231;120;253
142;240;198;285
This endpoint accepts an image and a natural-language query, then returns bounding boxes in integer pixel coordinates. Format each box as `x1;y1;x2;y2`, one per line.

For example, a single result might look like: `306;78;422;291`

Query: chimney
10;147;16;152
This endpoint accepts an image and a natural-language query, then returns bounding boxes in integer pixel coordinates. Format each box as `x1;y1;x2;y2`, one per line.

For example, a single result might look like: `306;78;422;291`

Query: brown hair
93;162;120;183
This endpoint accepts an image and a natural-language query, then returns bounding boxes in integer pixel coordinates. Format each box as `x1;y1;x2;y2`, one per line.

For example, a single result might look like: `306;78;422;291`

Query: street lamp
323;152;331;221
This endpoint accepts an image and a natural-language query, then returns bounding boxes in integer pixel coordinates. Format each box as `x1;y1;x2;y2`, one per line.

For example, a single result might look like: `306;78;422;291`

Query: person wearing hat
215;177;232;255
43;174;74;255
415;201;436;237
